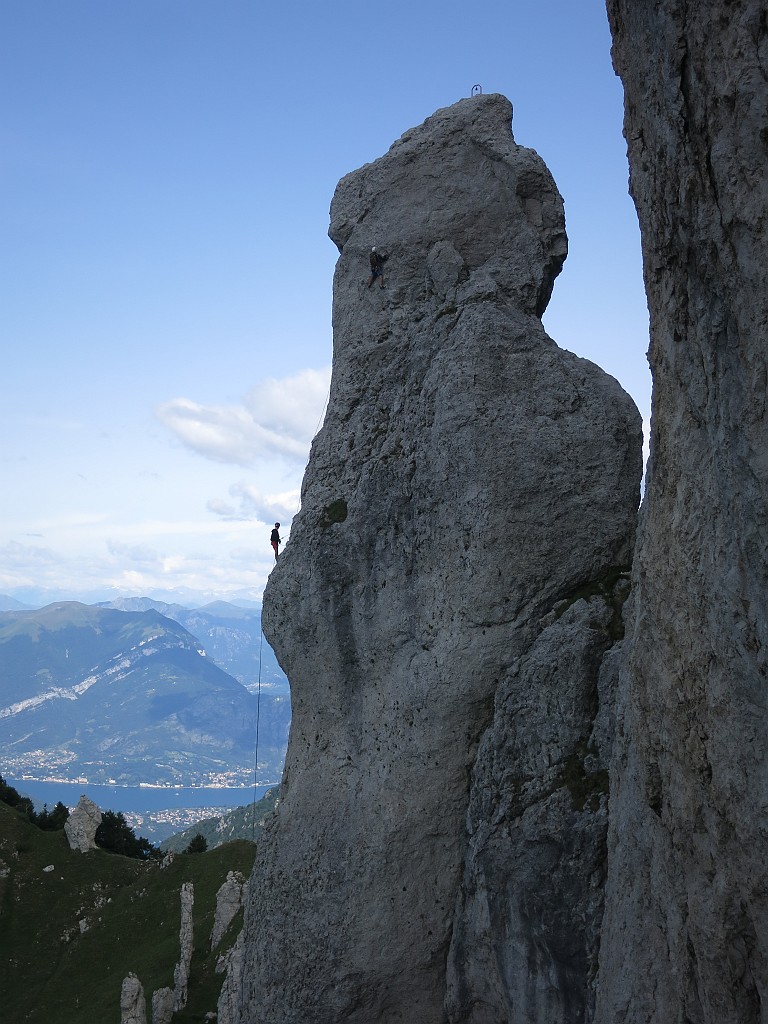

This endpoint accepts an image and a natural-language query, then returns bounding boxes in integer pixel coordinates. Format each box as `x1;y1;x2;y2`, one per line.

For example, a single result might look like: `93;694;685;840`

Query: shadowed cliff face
597;5;768;1023
228;94;641;1024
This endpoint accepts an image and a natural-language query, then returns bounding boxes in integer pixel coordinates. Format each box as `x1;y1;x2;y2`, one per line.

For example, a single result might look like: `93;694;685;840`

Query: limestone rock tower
226;94;642;1023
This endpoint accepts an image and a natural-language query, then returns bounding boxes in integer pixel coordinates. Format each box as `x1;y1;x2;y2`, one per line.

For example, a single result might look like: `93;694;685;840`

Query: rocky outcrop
137;880;197;1022
64;795;101;853
172;881;194;1012
230;94;642;1022
120;973;147;1024
210;870;248;949
447;584;628;1023
151;986;174;1024
216;931;245;1024
595;4;768;1023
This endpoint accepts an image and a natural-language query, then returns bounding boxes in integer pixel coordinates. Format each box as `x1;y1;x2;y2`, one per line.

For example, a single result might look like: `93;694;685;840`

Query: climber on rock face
270;523;281;561
367;246;388;289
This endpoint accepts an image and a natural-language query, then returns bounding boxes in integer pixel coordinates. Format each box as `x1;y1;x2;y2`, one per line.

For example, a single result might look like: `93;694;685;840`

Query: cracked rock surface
597;4;768;1023
229;94;642;1023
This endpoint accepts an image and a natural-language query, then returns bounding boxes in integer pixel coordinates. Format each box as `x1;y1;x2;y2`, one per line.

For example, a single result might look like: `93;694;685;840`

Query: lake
6;778;278;814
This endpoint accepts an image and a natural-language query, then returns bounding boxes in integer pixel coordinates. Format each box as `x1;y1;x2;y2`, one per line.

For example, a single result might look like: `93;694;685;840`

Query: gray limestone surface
232;94;642;1023
447;587;628;1024
120;973;147;1024
210;870;248;949
64;794;101;853
216;931;244;1024
597;3;768;1023
151;987;174;1024
172;881;194;1012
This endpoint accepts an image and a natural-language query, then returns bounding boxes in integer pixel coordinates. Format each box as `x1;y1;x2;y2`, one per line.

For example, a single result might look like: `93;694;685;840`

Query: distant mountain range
0;601;290;786
96;597;288;694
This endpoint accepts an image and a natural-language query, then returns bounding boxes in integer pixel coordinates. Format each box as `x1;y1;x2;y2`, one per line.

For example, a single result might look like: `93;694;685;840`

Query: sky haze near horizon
2;1;650;607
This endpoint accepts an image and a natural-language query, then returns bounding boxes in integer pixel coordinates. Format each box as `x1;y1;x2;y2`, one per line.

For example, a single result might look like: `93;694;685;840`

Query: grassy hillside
161;787;279;853
0;801;256;1023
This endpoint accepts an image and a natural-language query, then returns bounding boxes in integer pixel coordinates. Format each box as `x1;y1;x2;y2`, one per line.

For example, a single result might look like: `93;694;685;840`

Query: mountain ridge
97;597;288;693
0;602;289;786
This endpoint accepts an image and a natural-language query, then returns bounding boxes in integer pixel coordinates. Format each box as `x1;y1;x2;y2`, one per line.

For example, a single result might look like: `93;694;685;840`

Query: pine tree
95;810;160;859
184;833;208;854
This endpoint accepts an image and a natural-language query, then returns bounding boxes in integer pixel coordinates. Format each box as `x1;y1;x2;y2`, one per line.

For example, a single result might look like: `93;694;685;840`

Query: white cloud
206;498;237;518
156;367;331;467
244;369;331;442
1;367;329;605
0;517;278;606
0;540;60;568
106;540;160;564
229;546;262;564
205;482;300;525
231;483;299;524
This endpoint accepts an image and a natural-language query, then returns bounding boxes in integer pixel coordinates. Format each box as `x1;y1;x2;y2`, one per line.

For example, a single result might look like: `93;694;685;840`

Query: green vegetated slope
0;802;256;1023
161;787;279;853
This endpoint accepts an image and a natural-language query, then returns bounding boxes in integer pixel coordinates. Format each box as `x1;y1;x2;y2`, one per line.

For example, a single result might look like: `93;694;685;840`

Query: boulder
231;93;642;1023
64;795;101;853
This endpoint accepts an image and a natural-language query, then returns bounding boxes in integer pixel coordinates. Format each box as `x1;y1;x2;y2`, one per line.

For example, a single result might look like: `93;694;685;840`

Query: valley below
0;597;290;842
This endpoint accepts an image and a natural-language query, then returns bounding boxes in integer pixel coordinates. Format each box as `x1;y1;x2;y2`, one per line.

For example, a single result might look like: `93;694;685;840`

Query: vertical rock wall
446;586;628;1024
598;4;768;1022
233;95;641;1023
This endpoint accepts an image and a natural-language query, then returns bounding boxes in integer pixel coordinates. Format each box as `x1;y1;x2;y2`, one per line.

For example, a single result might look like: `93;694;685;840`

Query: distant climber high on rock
270;523;281;561
367;246;388;289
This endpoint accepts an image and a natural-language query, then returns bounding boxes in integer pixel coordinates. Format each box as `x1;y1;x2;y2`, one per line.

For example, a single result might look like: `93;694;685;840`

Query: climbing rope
250;628;264;841
312;382;331;439
291;379;331;520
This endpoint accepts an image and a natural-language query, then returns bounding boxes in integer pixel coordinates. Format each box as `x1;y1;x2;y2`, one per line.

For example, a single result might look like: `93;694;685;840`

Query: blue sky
1;0;649;607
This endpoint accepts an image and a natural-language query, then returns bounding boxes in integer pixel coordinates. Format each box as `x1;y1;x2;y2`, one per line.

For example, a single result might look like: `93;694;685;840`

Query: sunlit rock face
229;94;641;1023
597;4;768;1023
64;794;102;853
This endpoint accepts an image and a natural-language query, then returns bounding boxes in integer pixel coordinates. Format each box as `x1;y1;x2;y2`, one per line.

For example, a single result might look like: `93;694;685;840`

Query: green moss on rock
319;499;348;528
553;565;632;642
561;739;609;812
